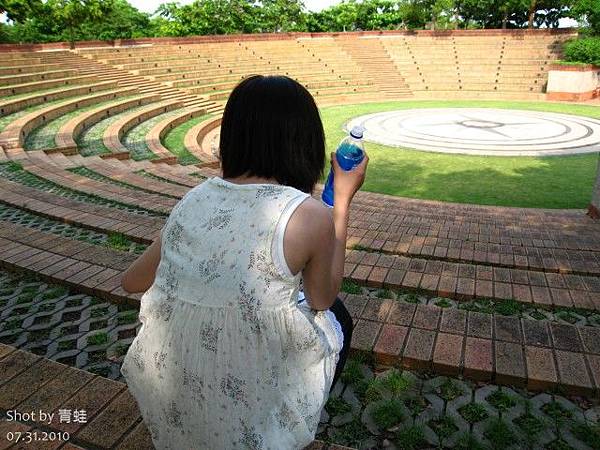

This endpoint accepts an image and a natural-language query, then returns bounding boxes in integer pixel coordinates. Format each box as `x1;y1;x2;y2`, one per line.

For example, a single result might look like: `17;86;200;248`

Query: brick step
343;292;600;395
0;221;598;397
0;199;599;396
0;343;346;450
350;236;600;276
345;249;600;310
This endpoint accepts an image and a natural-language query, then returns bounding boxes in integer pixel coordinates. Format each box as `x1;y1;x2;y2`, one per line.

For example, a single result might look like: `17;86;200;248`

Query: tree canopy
0;0;592;45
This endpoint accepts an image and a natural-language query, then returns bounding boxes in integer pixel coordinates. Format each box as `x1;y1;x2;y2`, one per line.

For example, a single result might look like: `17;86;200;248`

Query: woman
120;75;369;449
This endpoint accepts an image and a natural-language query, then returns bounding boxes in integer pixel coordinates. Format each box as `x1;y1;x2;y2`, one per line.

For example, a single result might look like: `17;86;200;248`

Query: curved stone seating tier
0;68;79;87
21;156;177;214
145;106;208;162
53;93;160;154
82;158;189;198
0;74;99;97
0;87;139;150
0;177;164;242
4;153;599;311
101;99;183;158
184;116;221;165
0;62;67;76
0;80;120;117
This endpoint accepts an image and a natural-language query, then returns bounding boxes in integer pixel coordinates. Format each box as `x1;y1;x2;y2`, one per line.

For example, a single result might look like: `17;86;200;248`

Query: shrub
563;37;600;66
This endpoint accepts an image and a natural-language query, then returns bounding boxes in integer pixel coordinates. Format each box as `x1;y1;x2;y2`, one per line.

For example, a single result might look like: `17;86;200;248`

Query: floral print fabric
121;177;343;450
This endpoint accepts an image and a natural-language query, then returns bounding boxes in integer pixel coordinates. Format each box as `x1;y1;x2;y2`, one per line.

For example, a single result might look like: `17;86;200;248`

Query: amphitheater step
0;343;338;450
0;215;598;396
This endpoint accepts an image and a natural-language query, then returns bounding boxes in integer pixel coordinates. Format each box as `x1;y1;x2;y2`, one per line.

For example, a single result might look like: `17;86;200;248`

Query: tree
87;0;153;39
259;0;307;32
0;0;41;23
431;0;456;29
572;0;600;34
47;0;114;48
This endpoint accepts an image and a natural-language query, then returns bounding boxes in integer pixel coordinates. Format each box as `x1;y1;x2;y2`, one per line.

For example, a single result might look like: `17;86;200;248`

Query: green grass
484;418;517;450
487;389;517;412
394;425;426;450
340;279;362;294
437;378;464;402
320;100;599;209
162;114;214;165
459;402;489;424
87;332;109;346
371;399;404;430
325;396;352;416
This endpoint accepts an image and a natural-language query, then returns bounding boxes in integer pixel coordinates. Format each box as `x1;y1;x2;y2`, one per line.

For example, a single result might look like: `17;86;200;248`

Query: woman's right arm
302;152;368;310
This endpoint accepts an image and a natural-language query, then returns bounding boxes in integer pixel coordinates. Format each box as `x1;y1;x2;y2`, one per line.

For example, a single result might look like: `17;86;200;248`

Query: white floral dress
121;176;344;450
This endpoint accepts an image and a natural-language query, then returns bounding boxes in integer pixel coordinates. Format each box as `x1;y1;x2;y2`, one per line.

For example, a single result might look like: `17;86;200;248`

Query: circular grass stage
345;108;600;157
316;100;600;210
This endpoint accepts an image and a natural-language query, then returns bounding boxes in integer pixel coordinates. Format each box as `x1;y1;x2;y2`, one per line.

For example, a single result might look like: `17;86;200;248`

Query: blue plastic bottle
322;126;365;207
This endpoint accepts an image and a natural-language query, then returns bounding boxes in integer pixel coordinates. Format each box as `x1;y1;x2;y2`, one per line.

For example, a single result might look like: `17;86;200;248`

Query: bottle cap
350;126;364;139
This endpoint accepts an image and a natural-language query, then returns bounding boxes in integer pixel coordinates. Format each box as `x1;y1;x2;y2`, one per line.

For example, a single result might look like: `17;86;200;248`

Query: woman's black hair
219;75;325;193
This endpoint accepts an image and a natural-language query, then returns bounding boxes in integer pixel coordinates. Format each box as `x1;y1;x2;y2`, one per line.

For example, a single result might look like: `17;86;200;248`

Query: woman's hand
331;151;369;208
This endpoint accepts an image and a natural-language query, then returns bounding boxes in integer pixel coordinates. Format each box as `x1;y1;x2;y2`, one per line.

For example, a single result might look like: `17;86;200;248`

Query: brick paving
0;343;341;450
0;188;599;394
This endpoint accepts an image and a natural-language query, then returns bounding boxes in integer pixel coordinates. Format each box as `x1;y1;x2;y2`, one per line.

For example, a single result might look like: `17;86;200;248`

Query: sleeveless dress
121;176;344;450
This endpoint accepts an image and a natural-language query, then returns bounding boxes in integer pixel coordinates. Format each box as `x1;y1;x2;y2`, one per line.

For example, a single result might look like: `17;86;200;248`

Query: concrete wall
547;64;600;101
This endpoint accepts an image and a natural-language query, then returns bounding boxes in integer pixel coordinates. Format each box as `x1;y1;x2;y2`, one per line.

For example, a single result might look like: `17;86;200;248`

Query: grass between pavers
24;96;140;151
320;100;599;209
321;358;600;450
77;103;151;157
68;166;179;201
0;161;165;217
341;276;600;322
0;202;147;255
122;109;187;161
162;113;214;165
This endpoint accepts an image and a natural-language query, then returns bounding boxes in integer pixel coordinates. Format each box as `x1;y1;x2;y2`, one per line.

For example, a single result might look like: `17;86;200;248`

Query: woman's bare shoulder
292;197;334;236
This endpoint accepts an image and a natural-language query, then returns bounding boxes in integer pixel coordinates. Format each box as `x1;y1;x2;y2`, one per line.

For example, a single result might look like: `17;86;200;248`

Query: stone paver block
360;298;392;322
494;315;522;343
550;323;583;352
48;376;125;434
386;302;415;327
578;326;600;355
350;319;381;352
555;350;594;396
525;346;558;391
432;332;464;376
373;324;408;366
16;365;95;414
412;304;441;330
0;358;66;409
464;337;493;381
467;311;492;339
586;354;600;392
402;328;436;370
384;269;405;287
115;421;154;450
494;341;526;387
439;308;466;335
522;319;551;347
0;419;32;450
341;294;366;319
0;349;40;384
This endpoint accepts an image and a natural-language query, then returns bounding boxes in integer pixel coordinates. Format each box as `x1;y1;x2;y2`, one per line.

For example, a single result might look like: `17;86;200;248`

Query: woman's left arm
121;235;162;293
